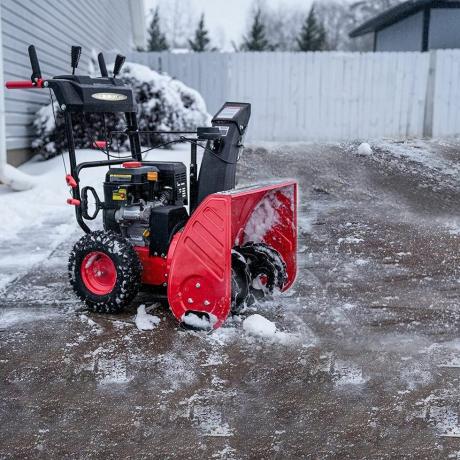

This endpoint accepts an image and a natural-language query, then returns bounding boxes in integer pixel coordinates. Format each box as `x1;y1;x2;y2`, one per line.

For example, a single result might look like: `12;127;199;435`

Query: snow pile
357;142;373;156
32;62;211;159
135;304;160;331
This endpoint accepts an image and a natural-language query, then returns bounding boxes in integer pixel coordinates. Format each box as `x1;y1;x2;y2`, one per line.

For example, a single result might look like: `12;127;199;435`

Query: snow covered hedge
32;63;211;159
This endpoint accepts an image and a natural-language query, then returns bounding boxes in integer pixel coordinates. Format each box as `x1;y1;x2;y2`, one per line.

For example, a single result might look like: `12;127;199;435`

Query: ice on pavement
0;307;60;329
135;305;160;331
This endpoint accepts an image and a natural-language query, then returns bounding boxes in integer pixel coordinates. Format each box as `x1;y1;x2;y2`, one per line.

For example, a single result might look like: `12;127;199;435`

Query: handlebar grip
98;52;108;78
71;46;82;74
6;80;35;89
113;54;126;77
28;45;42;81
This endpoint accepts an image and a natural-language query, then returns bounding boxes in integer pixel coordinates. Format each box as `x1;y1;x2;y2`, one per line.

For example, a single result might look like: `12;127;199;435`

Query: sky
144;0;314;50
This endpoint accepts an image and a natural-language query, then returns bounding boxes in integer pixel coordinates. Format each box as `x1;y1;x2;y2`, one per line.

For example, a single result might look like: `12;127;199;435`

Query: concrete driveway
1;140;460;458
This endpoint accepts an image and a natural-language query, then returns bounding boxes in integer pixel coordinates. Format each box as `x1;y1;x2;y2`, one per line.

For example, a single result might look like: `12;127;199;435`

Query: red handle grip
67;198;81;206
5;79;44;89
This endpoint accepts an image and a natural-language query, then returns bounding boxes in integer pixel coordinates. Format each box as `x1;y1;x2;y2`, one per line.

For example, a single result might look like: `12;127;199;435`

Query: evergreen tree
147;7;169;52
297;6;328;51
188;14;211;52
241;8;270;51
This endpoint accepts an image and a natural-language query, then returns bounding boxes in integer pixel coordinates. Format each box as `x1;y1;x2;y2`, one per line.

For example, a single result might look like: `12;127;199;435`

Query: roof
349;0;460;38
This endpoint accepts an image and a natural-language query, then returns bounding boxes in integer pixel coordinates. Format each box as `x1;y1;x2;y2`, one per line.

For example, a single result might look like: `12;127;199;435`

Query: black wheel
68;231;142;313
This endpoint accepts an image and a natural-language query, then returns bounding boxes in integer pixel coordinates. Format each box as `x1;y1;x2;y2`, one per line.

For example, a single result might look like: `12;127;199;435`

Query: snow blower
6;45;297;329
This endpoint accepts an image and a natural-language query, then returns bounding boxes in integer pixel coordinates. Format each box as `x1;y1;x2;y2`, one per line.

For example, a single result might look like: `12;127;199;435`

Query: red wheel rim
81;251;117;295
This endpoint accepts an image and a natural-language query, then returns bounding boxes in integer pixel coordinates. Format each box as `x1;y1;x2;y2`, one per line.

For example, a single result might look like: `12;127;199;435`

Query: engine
103;162;188;254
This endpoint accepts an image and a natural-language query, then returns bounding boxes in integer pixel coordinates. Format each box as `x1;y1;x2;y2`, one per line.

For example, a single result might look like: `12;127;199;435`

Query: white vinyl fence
125;50;460;142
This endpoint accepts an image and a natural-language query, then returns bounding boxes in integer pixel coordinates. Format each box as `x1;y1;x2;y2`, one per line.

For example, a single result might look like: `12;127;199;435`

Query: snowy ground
2;139;460;457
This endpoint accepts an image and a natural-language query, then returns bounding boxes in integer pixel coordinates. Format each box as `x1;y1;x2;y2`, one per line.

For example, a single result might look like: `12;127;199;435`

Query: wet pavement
2;140;460;458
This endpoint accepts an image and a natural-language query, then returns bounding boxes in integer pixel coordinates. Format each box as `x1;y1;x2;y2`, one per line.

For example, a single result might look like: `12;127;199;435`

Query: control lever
71;46;82;75
28;45;42;82
98;52;108;78
113;54;126;77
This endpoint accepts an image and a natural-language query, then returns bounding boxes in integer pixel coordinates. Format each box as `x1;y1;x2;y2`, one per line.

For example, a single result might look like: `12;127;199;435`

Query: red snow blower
6;45;297;329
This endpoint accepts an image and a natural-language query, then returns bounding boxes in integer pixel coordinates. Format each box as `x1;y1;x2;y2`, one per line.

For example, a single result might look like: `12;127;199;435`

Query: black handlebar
113;54;126;77
28;45;42;82
98;52;108;78
71;46;82;75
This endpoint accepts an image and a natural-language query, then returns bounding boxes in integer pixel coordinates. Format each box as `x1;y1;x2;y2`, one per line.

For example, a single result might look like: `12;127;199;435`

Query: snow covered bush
32;62;211;159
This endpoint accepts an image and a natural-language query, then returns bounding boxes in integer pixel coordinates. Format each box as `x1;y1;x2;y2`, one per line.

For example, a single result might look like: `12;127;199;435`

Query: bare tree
265;6;304;51
315;0;405;51
156;0;195;50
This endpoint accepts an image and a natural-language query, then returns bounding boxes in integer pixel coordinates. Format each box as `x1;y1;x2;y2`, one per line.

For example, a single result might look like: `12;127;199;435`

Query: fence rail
125;50;460;142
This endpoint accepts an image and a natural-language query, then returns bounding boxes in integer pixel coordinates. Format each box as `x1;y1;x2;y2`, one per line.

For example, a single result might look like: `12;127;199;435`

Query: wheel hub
81;251;117;295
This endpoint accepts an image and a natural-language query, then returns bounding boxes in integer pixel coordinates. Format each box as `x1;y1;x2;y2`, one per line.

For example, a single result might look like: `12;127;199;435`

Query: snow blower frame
6;45;298;329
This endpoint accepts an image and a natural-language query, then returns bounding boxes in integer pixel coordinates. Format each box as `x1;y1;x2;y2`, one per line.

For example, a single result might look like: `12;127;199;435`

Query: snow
134;304;160;331
182;312;217;330
243;191;280;243
357;142;373;156
243;314;277;338
0;164;36;191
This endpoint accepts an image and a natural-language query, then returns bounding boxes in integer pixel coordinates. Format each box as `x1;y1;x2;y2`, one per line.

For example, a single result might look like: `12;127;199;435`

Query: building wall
375;11;424;52
429;8;460;49
2;0;140;151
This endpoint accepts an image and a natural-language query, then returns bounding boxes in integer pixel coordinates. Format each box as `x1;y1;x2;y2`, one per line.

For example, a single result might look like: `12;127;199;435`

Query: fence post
423;50;437;138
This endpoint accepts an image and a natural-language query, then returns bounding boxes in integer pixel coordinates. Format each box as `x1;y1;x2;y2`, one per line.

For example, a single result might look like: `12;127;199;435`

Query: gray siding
429;9;460;50
375;11;423;52
2;0;136;150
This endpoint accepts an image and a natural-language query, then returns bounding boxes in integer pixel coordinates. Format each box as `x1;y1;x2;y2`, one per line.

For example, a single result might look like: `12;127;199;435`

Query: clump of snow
242;314;303;345
32;61;211;159
357;142;373;156
243;314;277;338
135;305;160;331
182;312;217;330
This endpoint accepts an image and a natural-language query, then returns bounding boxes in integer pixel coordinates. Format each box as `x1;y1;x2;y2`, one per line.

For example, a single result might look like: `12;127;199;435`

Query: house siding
429;9;460;50
375;11;424;52
2;0;137;151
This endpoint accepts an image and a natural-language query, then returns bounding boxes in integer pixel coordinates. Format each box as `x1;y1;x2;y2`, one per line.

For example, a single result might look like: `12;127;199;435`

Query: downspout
0;2;35;191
